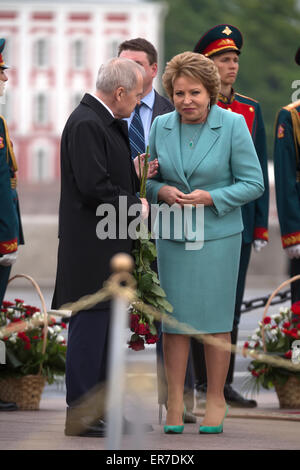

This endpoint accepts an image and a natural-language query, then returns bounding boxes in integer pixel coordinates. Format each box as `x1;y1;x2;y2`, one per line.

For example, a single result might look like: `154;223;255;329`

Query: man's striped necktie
129;104;145;159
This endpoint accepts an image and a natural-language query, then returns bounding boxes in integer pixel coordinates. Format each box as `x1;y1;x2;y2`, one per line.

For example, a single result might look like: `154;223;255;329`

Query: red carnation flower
17;332;30;343
291;301;300;315
263;316;271;325
61;322;67;329
2;301;14;308
128;337;145;351
243;341;249;349
283;328;299;339
284;350;292;359
251;370;259;377
283;321;291;328
137;322;150;336
24;343;31;351
14;298;24;304
130;313;140;332
145;333;158;344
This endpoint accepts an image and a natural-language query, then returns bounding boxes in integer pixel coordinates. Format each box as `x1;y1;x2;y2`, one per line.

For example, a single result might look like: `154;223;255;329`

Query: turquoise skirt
157;233;242;335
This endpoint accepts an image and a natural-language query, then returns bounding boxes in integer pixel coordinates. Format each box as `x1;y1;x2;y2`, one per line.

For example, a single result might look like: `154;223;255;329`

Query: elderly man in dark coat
52;57;152;437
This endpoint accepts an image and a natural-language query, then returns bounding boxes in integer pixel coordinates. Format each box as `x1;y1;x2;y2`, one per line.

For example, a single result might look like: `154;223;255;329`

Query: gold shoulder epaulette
283;99;300;111
235;92;259;104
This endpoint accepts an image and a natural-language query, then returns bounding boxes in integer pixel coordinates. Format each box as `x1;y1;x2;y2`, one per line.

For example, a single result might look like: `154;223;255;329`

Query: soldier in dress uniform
0;38;24;411
274;47;300;303
191;25;269;407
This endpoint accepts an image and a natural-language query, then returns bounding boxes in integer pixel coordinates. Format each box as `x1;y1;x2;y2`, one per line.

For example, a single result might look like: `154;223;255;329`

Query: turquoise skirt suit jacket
146;104;265;334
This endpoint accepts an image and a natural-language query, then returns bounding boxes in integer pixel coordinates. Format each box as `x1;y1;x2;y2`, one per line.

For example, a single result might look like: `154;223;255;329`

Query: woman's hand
157;185;186;205
133;153;159;179
175;189;213;207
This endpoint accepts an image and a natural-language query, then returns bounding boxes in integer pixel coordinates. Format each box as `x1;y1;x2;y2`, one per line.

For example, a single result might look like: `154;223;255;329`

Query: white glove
286;244;300;259
253;240;267;252
0;251;18;267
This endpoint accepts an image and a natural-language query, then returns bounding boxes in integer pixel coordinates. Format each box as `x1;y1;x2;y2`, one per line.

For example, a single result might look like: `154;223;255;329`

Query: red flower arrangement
0;299;67;384
128;148;173;351
128;311;159;351
244;303;300;392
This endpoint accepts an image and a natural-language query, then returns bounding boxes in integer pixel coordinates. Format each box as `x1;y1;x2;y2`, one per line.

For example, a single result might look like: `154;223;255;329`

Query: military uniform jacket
0;115;23;255
273;100;300;248
218;92;269;244
52;94;141;310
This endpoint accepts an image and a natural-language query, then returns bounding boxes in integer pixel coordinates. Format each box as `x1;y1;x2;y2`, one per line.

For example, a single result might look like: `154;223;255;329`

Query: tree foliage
155;0;300;154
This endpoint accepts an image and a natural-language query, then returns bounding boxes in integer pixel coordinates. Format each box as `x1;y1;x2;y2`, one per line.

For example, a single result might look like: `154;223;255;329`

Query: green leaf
139;273;153;293
156;297;174;312
149;323;158;335
143;294;159;307
150;284;166;297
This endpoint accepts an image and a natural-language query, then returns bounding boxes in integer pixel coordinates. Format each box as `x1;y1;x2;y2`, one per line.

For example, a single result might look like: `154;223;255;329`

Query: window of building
34;93;48;125
32;146;54;182
107;39;121;60
72;39;85;69
34;38;49;68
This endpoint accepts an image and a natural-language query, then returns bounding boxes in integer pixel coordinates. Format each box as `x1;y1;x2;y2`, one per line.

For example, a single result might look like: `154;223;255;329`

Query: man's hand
0;251;18;267
133;153;159;179
147;158;159;179
140;198;149;219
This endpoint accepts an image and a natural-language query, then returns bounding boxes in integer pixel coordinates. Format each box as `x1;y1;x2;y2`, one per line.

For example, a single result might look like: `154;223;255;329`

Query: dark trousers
66;309;110;411
0;265;12;307
289;258;300;303
191;242;252;387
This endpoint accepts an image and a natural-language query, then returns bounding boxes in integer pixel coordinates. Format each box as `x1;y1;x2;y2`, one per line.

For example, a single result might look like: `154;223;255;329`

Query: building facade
0;0;167;185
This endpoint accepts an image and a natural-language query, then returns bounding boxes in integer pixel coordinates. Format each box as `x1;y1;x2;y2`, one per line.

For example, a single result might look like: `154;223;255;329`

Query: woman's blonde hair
162;51;221;105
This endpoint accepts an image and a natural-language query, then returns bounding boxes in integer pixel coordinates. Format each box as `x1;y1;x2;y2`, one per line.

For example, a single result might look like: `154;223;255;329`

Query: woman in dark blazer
147;52;264;435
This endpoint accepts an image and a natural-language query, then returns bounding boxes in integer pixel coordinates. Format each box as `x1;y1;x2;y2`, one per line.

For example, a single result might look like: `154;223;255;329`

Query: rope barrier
1;263;300;374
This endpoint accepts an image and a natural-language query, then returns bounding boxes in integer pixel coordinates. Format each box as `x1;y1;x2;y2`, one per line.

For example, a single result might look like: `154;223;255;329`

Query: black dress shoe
224;384;257;408
65;416;153;437
0;399;18;411
65;418;106;437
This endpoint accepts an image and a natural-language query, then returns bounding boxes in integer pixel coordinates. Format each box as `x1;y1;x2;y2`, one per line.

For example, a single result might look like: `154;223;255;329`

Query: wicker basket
274;376;300;409
0;274;48;410
262;275;300;409
0;375;46;410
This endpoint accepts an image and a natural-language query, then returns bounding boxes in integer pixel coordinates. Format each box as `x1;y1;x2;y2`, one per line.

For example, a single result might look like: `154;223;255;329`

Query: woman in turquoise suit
146;52;264;435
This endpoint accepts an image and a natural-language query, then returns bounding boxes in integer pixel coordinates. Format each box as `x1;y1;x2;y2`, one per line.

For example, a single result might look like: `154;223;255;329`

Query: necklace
188;125;202;148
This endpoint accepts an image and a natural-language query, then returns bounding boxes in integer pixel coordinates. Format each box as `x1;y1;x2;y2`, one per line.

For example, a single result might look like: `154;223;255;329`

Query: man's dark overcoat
52;93;140;311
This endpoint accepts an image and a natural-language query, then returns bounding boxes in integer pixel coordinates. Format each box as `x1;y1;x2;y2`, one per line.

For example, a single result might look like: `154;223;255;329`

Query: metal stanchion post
106;254;134;450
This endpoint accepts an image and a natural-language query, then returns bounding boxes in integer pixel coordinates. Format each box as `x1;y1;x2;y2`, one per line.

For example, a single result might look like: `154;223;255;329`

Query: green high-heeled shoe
164;405;186;434
199;404;229;434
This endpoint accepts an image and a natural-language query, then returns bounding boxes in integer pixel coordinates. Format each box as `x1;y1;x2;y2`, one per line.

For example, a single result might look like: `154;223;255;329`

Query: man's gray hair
96;57;145;94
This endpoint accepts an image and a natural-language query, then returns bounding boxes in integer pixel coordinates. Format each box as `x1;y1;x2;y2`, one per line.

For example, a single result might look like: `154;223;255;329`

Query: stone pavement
0;380;299;451
1;284;300;451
